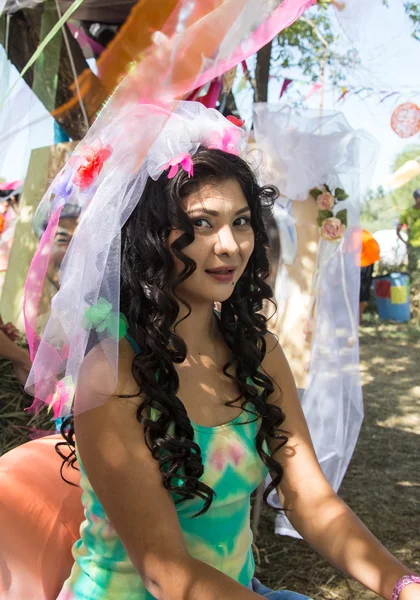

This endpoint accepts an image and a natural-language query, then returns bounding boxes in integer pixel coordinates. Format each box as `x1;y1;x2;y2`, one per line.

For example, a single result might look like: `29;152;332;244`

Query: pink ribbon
0;180;24;191
192;0;317;91
23;206;63;360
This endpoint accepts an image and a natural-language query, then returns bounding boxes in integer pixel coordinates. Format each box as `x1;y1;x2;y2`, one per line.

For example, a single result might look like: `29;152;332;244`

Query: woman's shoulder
77;336;140;400
261;332;293;396
262;331;282;369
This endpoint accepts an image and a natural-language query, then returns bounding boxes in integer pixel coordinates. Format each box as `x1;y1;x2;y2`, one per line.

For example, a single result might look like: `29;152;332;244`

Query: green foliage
317;209;333;225
405;2;420;41
336;208;347;226
273;4;357;93
361;146;420;232
335;187;349;201
309;187;323;199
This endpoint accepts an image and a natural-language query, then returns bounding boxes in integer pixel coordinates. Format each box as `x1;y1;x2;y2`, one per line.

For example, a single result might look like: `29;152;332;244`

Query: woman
25;103;419;600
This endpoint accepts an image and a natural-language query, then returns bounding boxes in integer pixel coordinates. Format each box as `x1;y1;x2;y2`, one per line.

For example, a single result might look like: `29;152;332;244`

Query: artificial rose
72;140;113;190
226;115;245;127
317;192;335;210
320;217;346;242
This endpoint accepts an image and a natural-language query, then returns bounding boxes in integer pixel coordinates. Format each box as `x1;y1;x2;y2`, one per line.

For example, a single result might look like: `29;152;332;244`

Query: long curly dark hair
58;146;288;516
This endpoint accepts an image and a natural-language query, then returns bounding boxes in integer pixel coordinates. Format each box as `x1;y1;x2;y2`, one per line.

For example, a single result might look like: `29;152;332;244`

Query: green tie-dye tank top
57;342;268;600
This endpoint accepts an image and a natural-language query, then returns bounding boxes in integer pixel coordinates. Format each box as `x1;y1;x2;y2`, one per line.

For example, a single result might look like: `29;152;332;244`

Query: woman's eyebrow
187;206;250;216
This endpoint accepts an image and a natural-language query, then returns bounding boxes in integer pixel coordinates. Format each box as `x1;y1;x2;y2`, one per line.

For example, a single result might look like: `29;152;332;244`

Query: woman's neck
173;302;221;358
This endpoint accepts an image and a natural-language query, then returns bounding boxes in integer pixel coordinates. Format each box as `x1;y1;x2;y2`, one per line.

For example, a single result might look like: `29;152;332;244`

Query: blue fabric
54;121;70;143
125;333;141;354
250;578;312;600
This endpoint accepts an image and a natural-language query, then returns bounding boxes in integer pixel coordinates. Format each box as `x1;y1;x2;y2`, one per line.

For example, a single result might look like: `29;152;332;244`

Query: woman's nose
214;225;240;256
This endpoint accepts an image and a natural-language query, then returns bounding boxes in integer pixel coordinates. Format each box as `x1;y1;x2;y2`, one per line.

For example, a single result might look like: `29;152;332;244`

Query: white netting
22;0;316;416
25;101;248;416
253;102;377;538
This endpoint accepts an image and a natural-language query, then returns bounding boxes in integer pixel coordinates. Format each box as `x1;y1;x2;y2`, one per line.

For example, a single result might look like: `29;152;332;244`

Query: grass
0;355;55;456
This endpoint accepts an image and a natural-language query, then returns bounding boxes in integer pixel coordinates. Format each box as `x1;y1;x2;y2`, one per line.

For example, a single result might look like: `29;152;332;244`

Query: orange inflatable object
0;435;83;600
361;228;380;267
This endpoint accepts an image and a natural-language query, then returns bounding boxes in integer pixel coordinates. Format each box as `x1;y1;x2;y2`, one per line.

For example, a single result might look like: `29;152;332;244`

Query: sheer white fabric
23;0;316;417
253;103;377;538
25;102;248;416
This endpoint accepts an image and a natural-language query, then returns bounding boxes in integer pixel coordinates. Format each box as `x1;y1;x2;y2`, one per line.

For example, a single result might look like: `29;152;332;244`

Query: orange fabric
360;228;380;267
52;2;179;122
53;0;249;122
0;435;83;600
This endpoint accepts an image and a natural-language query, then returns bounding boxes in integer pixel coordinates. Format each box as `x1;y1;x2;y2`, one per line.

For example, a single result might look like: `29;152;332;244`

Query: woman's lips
205;268;236;282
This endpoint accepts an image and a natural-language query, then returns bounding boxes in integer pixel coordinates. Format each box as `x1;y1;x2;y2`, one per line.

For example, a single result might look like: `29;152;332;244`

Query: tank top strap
125;333;141;354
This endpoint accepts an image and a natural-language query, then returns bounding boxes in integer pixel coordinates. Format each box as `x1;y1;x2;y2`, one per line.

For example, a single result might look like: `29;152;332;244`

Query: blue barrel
373;272;410;323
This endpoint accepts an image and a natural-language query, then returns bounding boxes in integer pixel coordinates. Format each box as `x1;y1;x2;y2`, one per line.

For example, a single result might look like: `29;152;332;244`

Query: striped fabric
57;407;268;599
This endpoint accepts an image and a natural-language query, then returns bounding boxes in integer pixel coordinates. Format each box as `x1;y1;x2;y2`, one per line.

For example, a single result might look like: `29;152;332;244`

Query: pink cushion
0;434;84;600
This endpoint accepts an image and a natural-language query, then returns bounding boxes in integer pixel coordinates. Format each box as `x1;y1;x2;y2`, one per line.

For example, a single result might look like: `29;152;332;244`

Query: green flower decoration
84;297;128;340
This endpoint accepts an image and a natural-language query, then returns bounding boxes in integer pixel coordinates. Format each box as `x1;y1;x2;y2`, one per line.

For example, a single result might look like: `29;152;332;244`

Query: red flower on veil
72;140;113;190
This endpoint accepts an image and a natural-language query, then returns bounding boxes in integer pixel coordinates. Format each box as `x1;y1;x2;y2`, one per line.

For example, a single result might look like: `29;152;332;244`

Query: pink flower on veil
317;192;335;211
47;377;75;419
164;152;194;178
320;217;346;242
209;126;242;155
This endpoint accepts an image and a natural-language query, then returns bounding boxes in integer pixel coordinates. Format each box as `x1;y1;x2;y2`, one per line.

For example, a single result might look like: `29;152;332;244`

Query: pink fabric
67;23;105;56
0;435;83;600
279;77;293;98
193;0;317;90
0;180;23;191
186;77;223;109
0;206;17;272
165;152;195;178
23;207;63;361
392;575;420;600
304;81;323;100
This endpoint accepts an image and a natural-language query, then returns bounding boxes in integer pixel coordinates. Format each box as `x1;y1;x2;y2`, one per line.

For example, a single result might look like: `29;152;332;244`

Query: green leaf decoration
84;298;112;329
84;298;128;340
324;184;332;194
335;187;349;201
336;209;348;226
118;313;129;340
309;187;323;200
317;209;334;226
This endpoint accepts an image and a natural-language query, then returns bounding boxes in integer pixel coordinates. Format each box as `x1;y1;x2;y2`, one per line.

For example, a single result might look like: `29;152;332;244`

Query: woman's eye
193;218;212;229
234;216;251;227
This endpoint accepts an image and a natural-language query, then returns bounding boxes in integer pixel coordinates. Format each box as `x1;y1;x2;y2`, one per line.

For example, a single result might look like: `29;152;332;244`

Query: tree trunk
255;40;272;104
6;4;104;140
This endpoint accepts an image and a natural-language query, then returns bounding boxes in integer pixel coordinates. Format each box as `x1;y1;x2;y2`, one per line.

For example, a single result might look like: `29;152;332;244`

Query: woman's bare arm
262;333;414;600
75;338;260;600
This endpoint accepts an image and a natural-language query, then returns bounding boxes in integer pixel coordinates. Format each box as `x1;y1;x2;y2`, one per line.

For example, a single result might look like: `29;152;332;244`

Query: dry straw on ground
0;355;54;456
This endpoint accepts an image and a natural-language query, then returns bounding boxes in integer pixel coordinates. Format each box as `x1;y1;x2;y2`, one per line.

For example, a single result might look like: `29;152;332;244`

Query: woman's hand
0;320;20;342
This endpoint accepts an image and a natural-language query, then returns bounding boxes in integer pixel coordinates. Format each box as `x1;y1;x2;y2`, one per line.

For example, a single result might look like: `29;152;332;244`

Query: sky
234;0;420;192
0;0;419;193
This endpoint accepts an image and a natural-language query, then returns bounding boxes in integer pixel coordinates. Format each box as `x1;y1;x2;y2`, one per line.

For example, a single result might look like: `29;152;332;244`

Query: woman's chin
180;287;236;305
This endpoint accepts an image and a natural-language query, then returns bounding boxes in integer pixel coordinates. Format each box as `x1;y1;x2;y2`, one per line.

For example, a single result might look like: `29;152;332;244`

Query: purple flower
51;168;74;209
